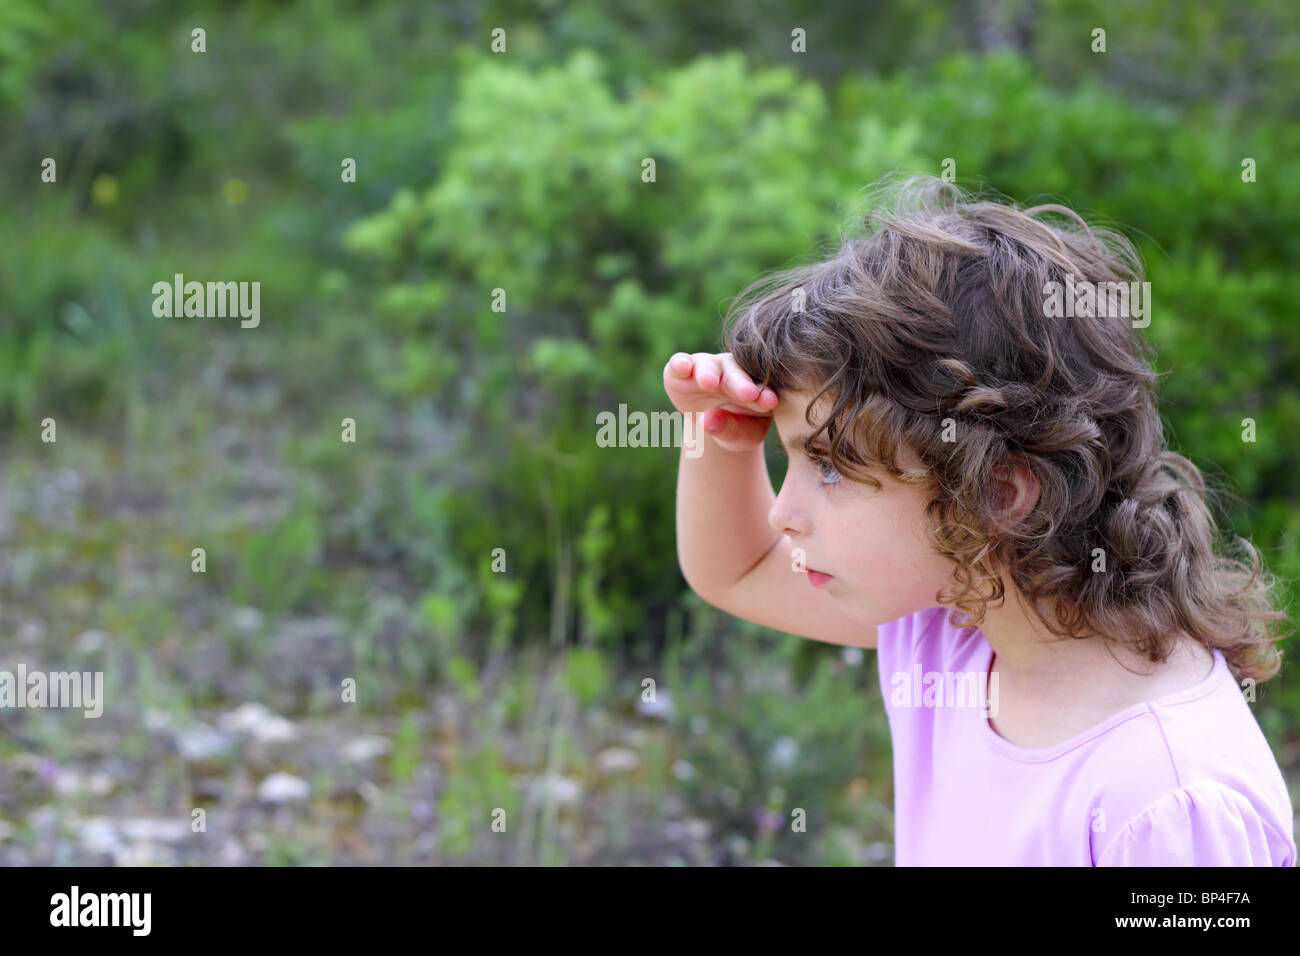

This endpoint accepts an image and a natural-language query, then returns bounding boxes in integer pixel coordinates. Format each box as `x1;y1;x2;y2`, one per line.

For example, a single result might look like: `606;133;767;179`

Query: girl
664;174;1296;866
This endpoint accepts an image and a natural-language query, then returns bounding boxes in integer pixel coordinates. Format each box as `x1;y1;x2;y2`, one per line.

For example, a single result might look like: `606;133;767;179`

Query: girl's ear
991;458;1040;518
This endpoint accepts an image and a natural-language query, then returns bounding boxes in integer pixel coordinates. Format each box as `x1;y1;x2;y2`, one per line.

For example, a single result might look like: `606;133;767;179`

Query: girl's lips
807;569;833;588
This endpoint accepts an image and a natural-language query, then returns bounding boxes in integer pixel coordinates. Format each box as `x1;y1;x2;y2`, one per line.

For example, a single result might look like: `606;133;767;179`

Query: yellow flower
91;173;118;206
223;178;249;204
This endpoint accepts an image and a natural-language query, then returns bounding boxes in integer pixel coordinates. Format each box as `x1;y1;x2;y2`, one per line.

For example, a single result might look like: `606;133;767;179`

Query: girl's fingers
691;353;722;391
719;353;774;408
726;370;760;403
665;352;694;378
665;351;778;414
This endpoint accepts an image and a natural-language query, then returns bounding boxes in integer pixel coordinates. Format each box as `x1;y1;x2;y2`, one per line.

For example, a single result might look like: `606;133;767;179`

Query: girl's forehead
774;388;828;419
773;387;806;404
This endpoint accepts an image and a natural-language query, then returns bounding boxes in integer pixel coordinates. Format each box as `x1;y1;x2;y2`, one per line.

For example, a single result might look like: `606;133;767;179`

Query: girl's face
767;389;960;626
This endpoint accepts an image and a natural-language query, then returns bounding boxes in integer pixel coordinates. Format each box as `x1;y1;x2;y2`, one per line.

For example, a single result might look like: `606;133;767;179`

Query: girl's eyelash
808;452;843;485
771;443;843;485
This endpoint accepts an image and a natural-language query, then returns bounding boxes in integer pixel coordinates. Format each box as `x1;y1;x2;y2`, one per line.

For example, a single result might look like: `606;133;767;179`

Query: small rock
528;774;582;807
230;607;264;634
143;708;174;734
76;629;108;653
341;736;391;763
672;759;695;781
220;702;298;744
664;819;710;842
50;769;114;797
77;818;125;856
768;735;799;771
119;842;167;867
257;772;310;804
53;770;86;797
118;818;189;844
219;838;245;865
176;724;231;761
596;747;639;773
76;816;190;855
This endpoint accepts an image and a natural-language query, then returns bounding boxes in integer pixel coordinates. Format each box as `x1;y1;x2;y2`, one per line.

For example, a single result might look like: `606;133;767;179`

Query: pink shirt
876;605;1297;866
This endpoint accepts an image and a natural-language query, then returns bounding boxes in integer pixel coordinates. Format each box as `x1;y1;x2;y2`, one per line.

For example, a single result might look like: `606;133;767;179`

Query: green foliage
436;742;515;857
389;711;422;784
346;47;923;647
2;0;1297;864
561;647;610;708
223;486;327;620
445;653;481;704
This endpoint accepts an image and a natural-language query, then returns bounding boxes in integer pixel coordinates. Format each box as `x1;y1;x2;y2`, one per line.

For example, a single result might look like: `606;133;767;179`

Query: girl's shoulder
1089;651;1297;865
1094;779;1297;866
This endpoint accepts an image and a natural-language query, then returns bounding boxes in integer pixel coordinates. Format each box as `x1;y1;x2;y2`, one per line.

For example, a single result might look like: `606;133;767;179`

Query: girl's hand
662;351;778;452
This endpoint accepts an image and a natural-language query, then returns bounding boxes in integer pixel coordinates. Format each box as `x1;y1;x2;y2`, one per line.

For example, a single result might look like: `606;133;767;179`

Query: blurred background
0;0;1297;865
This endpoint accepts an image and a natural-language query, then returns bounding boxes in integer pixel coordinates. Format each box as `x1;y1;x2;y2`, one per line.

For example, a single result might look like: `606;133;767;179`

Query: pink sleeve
874;610;914;677
1095;783;1296;867
875;606;942;674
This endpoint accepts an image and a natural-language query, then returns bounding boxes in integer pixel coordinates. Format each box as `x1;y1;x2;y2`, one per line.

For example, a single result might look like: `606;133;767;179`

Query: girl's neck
965;593;1215;701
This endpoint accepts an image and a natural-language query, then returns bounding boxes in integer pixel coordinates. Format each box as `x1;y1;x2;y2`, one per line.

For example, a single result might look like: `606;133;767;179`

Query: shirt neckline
977;630;1227;762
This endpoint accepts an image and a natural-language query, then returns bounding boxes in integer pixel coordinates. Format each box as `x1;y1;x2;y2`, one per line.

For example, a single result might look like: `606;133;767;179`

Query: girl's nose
768;478;809;538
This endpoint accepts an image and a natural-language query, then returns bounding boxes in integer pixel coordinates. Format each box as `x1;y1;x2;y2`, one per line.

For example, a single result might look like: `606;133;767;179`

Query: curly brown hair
723;173;1289;683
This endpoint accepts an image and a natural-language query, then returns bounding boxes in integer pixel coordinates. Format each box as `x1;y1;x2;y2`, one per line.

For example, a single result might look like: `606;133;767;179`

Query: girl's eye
813;456;843;485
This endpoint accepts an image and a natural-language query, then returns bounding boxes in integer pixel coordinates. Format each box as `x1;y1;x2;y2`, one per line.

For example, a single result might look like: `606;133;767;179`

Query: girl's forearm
674;413;781;598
